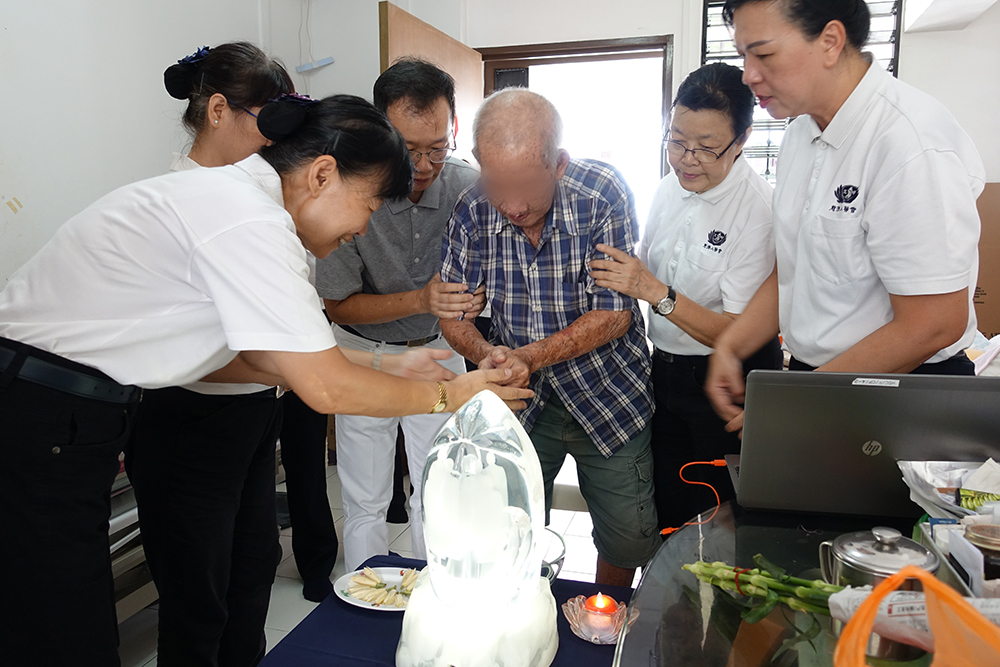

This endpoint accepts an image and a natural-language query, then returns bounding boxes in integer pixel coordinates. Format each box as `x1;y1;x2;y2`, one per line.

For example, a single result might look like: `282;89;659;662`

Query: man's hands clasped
379;347;533;412
478;345;534;389
448;368;534;412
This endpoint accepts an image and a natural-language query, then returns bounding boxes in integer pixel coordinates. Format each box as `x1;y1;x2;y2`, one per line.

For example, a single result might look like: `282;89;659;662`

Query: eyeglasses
408;144;456;165
664;133;740;164
226;99;258;118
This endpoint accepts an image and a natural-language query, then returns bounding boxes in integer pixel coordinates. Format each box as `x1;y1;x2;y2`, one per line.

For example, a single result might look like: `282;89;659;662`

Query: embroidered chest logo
703;230;727;254
831;184;860;213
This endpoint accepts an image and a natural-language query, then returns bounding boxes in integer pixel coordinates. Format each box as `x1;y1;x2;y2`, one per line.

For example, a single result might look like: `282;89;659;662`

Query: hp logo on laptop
861;440;883;457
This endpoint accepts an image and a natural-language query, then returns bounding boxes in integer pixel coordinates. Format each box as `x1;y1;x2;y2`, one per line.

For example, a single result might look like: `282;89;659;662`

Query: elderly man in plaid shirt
440;88;658;587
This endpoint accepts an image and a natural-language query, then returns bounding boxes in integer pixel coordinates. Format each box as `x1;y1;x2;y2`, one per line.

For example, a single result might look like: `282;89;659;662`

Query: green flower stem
792;585;837;602
683;560;842;619
782;597;832;615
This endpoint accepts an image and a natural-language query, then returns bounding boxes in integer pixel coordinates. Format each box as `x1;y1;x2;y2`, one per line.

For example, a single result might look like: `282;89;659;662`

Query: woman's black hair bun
257;93;321;142
164;63;197;100
164;46;212;100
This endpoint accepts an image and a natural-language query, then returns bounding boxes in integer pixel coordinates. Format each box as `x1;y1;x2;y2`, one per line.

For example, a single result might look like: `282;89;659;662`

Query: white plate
334;567;413;612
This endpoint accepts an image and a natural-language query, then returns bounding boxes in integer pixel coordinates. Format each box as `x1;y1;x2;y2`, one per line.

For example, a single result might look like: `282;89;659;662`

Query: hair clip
178;46;212;67
326;129;342;155
271;92;321;107
258;94;321;141
164;47;211;100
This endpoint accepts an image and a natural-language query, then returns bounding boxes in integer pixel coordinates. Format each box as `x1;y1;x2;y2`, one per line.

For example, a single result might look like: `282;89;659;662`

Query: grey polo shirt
315;157;479;342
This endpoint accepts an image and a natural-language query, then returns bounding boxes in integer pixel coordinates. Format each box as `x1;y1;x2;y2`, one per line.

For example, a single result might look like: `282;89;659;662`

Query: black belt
653;348;708;364
790;352;973;374
341;325;441;348
0;343;141;404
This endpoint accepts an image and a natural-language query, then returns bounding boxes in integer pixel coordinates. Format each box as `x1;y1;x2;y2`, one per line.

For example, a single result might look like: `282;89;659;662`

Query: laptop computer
735;370;1000;518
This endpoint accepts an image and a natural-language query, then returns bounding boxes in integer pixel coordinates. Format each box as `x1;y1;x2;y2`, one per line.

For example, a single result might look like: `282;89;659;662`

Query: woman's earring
214;120;219;125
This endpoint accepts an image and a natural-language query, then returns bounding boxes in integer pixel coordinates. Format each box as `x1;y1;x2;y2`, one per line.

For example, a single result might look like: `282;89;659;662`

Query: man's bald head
473;88;564;168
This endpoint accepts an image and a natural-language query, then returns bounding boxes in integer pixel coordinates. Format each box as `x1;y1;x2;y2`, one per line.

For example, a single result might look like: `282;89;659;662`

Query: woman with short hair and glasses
705;0;983;435
589;62;781;532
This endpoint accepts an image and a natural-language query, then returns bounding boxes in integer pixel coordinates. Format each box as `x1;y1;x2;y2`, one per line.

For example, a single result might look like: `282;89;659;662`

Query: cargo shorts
530;395;660;569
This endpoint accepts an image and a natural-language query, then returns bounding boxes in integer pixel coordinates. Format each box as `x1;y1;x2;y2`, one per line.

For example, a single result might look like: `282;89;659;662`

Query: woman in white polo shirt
125;43;333;667
589;63;780;531
0;92;530;667
706;0;984;432
162;45;341;610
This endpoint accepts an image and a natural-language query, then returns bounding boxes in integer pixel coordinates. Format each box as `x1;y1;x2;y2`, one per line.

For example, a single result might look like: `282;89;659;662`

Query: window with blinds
701;1;901;182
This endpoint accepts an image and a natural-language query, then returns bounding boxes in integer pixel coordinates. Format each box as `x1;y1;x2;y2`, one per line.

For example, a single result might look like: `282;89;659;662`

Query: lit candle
585;592;618;614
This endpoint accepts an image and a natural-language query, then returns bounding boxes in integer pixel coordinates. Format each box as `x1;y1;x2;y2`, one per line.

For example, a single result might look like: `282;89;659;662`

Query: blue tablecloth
260;555;633;666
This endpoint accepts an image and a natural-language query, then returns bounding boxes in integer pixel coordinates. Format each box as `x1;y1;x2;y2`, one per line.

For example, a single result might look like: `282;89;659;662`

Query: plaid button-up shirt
441;159;652;457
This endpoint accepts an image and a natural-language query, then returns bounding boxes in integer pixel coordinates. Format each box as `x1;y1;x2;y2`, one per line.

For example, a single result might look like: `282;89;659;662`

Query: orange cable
660;459;727;536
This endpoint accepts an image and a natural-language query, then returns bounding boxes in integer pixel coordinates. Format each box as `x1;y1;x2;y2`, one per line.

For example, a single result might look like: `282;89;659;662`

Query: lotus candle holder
561;595;638;645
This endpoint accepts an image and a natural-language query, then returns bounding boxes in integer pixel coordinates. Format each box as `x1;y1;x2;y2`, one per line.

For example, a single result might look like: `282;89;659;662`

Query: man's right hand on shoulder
420;272;479;320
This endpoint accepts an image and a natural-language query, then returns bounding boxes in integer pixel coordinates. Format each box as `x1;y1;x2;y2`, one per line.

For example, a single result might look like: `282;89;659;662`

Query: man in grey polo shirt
315;59;481;570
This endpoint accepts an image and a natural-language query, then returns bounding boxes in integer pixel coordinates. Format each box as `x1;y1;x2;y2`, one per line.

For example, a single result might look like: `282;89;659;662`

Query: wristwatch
653;286;677;317
429;382;448;414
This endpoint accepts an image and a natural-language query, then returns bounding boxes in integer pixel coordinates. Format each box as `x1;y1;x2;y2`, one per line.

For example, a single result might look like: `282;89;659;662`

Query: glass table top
613;502;929;667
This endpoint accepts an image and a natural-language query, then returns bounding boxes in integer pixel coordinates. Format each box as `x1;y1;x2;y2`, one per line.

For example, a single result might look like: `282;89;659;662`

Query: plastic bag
829;586;1000;651
834;565;1000;666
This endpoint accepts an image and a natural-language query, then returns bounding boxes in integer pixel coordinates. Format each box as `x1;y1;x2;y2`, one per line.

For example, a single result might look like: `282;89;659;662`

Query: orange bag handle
834;565;1000;666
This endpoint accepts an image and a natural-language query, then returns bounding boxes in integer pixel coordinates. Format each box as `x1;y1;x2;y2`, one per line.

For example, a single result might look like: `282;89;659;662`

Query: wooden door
976;183;1000;338
378;1;483;162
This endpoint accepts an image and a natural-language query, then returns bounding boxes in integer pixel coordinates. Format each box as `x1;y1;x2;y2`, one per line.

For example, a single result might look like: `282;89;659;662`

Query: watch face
657;298;675;316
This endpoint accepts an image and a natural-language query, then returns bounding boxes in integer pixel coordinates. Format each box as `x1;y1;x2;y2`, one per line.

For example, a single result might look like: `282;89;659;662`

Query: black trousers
0;348;138;667
651;338;783;530
125;387;283;667
279;391;339;584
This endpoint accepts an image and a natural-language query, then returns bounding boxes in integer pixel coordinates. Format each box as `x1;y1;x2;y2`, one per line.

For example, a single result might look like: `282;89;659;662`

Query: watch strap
429;382;448;414
656;286;677;316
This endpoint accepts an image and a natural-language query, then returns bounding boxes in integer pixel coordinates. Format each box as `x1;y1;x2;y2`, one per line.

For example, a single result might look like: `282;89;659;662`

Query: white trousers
333;325;467;571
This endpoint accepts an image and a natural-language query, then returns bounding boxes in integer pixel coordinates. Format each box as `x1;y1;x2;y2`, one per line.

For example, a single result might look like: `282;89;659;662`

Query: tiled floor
119;461;614;667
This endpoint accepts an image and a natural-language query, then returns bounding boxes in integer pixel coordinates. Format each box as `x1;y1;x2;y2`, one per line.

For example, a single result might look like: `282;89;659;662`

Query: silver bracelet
373;347;384;372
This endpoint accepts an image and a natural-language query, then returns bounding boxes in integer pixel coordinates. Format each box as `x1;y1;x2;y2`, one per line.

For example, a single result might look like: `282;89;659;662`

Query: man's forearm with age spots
516;310;630;372
439;317;495;365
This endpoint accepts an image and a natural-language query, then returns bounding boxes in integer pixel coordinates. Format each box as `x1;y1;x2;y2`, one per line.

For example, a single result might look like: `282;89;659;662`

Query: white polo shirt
640;156;775;356
774;56;984;367
168;153;271;396
0;153;336;388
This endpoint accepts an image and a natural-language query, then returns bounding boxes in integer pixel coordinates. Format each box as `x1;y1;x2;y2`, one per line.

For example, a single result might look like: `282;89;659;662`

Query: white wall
266;0;382;100
264;0;468;102
465;0;703;100
0;0;262;283
898;0;1000;181
0;0;469;283
405;0;467;43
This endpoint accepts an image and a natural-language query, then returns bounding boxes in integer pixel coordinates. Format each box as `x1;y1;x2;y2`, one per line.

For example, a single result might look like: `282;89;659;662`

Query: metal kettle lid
833;526;939;576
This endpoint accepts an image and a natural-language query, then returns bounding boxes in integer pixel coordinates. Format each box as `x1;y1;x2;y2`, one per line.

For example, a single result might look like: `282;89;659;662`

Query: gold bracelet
429;381;448;414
